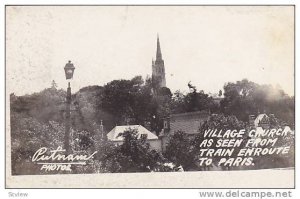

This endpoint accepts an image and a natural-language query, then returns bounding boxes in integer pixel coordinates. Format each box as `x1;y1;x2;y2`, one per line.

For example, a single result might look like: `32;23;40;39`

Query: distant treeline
11;77;294;133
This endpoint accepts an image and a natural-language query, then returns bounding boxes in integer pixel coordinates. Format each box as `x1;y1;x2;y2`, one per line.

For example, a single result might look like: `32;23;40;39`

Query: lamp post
64;60;75;153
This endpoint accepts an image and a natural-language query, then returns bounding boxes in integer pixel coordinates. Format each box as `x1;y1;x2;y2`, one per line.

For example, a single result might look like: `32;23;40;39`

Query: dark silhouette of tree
218;90;223;97
170;84;218;114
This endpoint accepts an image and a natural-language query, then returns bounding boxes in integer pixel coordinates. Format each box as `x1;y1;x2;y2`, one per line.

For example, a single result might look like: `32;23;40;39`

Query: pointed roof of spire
156;34;162;61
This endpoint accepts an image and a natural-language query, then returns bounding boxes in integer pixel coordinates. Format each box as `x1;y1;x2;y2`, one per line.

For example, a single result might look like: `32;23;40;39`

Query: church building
152;36;166;89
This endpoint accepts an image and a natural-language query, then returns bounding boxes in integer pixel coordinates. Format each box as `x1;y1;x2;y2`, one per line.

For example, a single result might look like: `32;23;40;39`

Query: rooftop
107;125;159;141
169;110;210;135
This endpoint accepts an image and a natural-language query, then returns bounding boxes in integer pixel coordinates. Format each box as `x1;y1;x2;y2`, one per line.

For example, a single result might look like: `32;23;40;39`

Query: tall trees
221;79;294;125
10;76;295;174
170;85;218;114
100;76;154;129
100;76;172;134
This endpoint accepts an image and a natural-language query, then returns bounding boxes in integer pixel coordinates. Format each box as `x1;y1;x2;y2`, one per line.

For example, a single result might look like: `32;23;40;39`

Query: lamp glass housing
64;61;75;80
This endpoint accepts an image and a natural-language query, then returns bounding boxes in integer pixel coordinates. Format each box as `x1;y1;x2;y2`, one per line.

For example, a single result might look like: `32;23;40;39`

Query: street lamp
64;60;75;153
64;60;75;80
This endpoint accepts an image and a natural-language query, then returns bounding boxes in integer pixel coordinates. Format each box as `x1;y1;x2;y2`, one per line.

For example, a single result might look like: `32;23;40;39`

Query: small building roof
169;110;210;135
107;125;158;141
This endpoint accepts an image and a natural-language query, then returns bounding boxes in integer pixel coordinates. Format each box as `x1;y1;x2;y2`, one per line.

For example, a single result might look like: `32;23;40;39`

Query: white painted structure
107;125;162;151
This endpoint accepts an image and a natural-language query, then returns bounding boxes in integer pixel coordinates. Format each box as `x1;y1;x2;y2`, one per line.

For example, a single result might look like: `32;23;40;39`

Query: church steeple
152;34;166;89
156;35;162;61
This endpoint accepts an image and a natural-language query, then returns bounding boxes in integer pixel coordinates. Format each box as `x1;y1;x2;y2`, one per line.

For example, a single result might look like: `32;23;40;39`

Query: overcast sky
6;6;294;96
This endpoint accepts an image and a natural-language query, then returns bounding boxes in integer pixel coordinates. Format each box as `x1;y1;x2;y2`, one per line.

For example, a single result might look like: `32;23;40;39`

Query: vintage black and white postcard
5;5;295;188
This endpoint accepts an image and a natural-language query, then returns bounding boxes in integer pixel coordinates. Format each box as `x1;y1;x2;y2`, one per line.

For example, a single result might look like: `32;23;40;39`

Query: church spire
156;34;162;61
152;34;166;89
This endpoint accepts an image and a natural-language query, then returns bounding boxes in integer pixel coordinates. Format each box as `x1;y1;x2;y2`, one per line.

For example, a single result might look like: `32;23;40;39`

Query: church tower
152;35;166;89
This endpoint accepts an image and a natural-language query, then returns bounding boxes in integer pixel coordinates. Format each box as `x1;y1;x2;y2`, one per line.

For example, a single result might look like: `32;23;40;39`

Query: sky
6;6;294;96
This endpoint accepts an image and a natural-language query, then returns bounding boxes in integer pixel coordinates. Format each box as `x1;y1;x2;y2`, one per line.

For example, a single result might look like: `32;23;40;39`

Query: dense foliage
100;129;168;172
164;131;197;170
10;78;294;174
220;79;294;125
